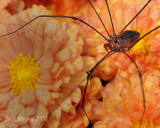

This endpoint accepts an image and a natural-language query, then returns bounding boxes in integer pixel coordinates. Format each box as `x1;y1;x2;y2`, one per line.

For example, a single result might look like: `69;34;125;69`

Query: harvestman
0;0;160;125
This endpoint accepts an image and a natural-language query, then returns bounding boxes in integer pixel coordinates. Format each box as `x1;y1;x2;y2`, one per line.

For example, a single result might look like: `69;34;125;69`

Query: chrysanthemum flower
73;0;160;80
65;0;160;127
0;5;95;128
23;0;89;16
50;0;89;15
90;65;160;127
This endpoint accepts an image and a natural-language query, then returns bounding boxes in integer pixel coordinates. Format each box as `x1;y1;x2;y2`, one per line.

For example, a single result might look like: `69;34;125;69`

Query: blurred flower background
0;0;160;128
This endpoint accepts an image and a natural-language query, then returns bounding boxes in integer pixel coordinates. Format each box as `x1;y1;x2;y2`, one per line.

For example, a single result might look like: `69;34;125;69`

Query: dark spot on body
120;31;140;40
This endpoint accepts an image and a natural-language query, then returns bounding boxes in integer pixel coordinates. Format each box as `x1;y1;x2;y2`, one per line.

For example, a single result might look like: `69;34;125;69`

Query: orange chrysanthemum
73;0;160;80
23;0;89;16
0;5;96;128
90;65;160;127
65;0;160;127
50;0;89;15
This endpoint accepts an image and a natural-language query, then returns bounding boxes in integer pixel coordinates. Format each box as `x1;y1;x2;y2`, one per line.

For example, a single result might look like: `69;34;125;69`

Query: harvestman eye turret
0;0;160;127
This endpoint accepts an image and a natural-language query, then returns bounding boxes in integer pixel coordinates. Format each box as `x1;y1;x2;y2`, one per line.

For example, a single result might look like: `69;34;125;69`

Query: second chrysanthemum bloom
0;5;97;128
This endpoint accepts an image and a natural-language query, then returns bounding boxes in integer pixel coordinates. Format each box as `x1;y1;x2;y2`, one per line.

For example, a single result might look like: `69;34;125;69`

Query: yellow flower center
9;54;40;95
133;121;160;128
130;30;150;55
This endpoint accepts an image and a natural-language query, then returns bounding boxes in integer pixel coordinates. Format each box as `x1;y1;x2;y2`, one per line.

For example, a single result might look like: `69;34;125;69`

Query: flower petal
38;68;52;84
0;92;13;108
37;49;53;69
36;86;50;106
19;89;35;105
5;97;19;117
36;104;48;118
0;38;17;63
0;72;11;86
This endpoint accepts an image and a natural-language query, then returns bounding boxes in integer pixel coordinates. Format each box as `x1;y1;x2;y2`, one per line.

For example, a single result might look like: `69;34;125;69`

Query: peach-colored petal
150;6;160;22
0;72;11;85
15;33;33;57
124;8;136;29
36;86;50;106
4;122;19;128
19;105;35;117
150;38;160;53
56;47;70;62
0;86;11;93
37;49;53;69
19;90;35;105
32;35;43;60
44;80;63;91
86;77;102;97
46;117;60;128
137;17;153;31
70;88;81;104
43;20;61;54
60;97;72;113
0;59;9;72
36;104;48;117
38;68;52;84
51;106;62;121
0;92;13;108
0;38;17;63
5;97;19;117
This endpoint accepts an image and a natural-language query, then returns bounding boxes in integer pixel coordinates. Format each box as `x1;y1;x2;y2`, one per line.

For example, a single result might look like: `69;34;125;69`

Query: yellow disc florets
9;54;40;95
130;29;150;55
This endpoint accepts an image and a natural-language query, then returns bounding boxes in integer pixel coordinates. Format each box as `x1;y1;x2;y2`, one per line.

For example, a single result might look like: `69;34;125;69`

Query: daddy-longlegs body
0;0;160;127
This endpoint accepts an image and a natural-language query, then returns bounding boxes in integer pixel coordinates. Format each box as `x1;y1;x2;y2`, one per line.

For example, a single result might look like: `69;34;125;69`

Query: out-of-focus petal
0;4;89;127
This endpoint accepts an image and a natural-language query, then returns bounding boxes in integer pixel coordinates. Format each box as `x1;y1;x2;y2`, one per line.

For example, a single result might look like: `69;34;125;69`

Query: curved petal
0;59;9;72
16;33;33;57
19;89;35;105
0;72;11;86
37;49;53;69
38;68;52;84
32;34;43;60
5;97;19;117
36;86;50;106
36;104;48;118
0;38;17;63
0;92;13;108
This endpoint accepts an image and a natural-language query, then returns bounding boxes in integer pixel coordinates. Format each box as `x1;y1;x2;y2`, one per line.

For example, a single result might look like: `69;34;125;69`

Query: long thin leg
104;0;115;36
120;0;151;32
82;50;115;120
0;15;110;42
130;26;160;49
122;50;146;123
88;0;112;38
